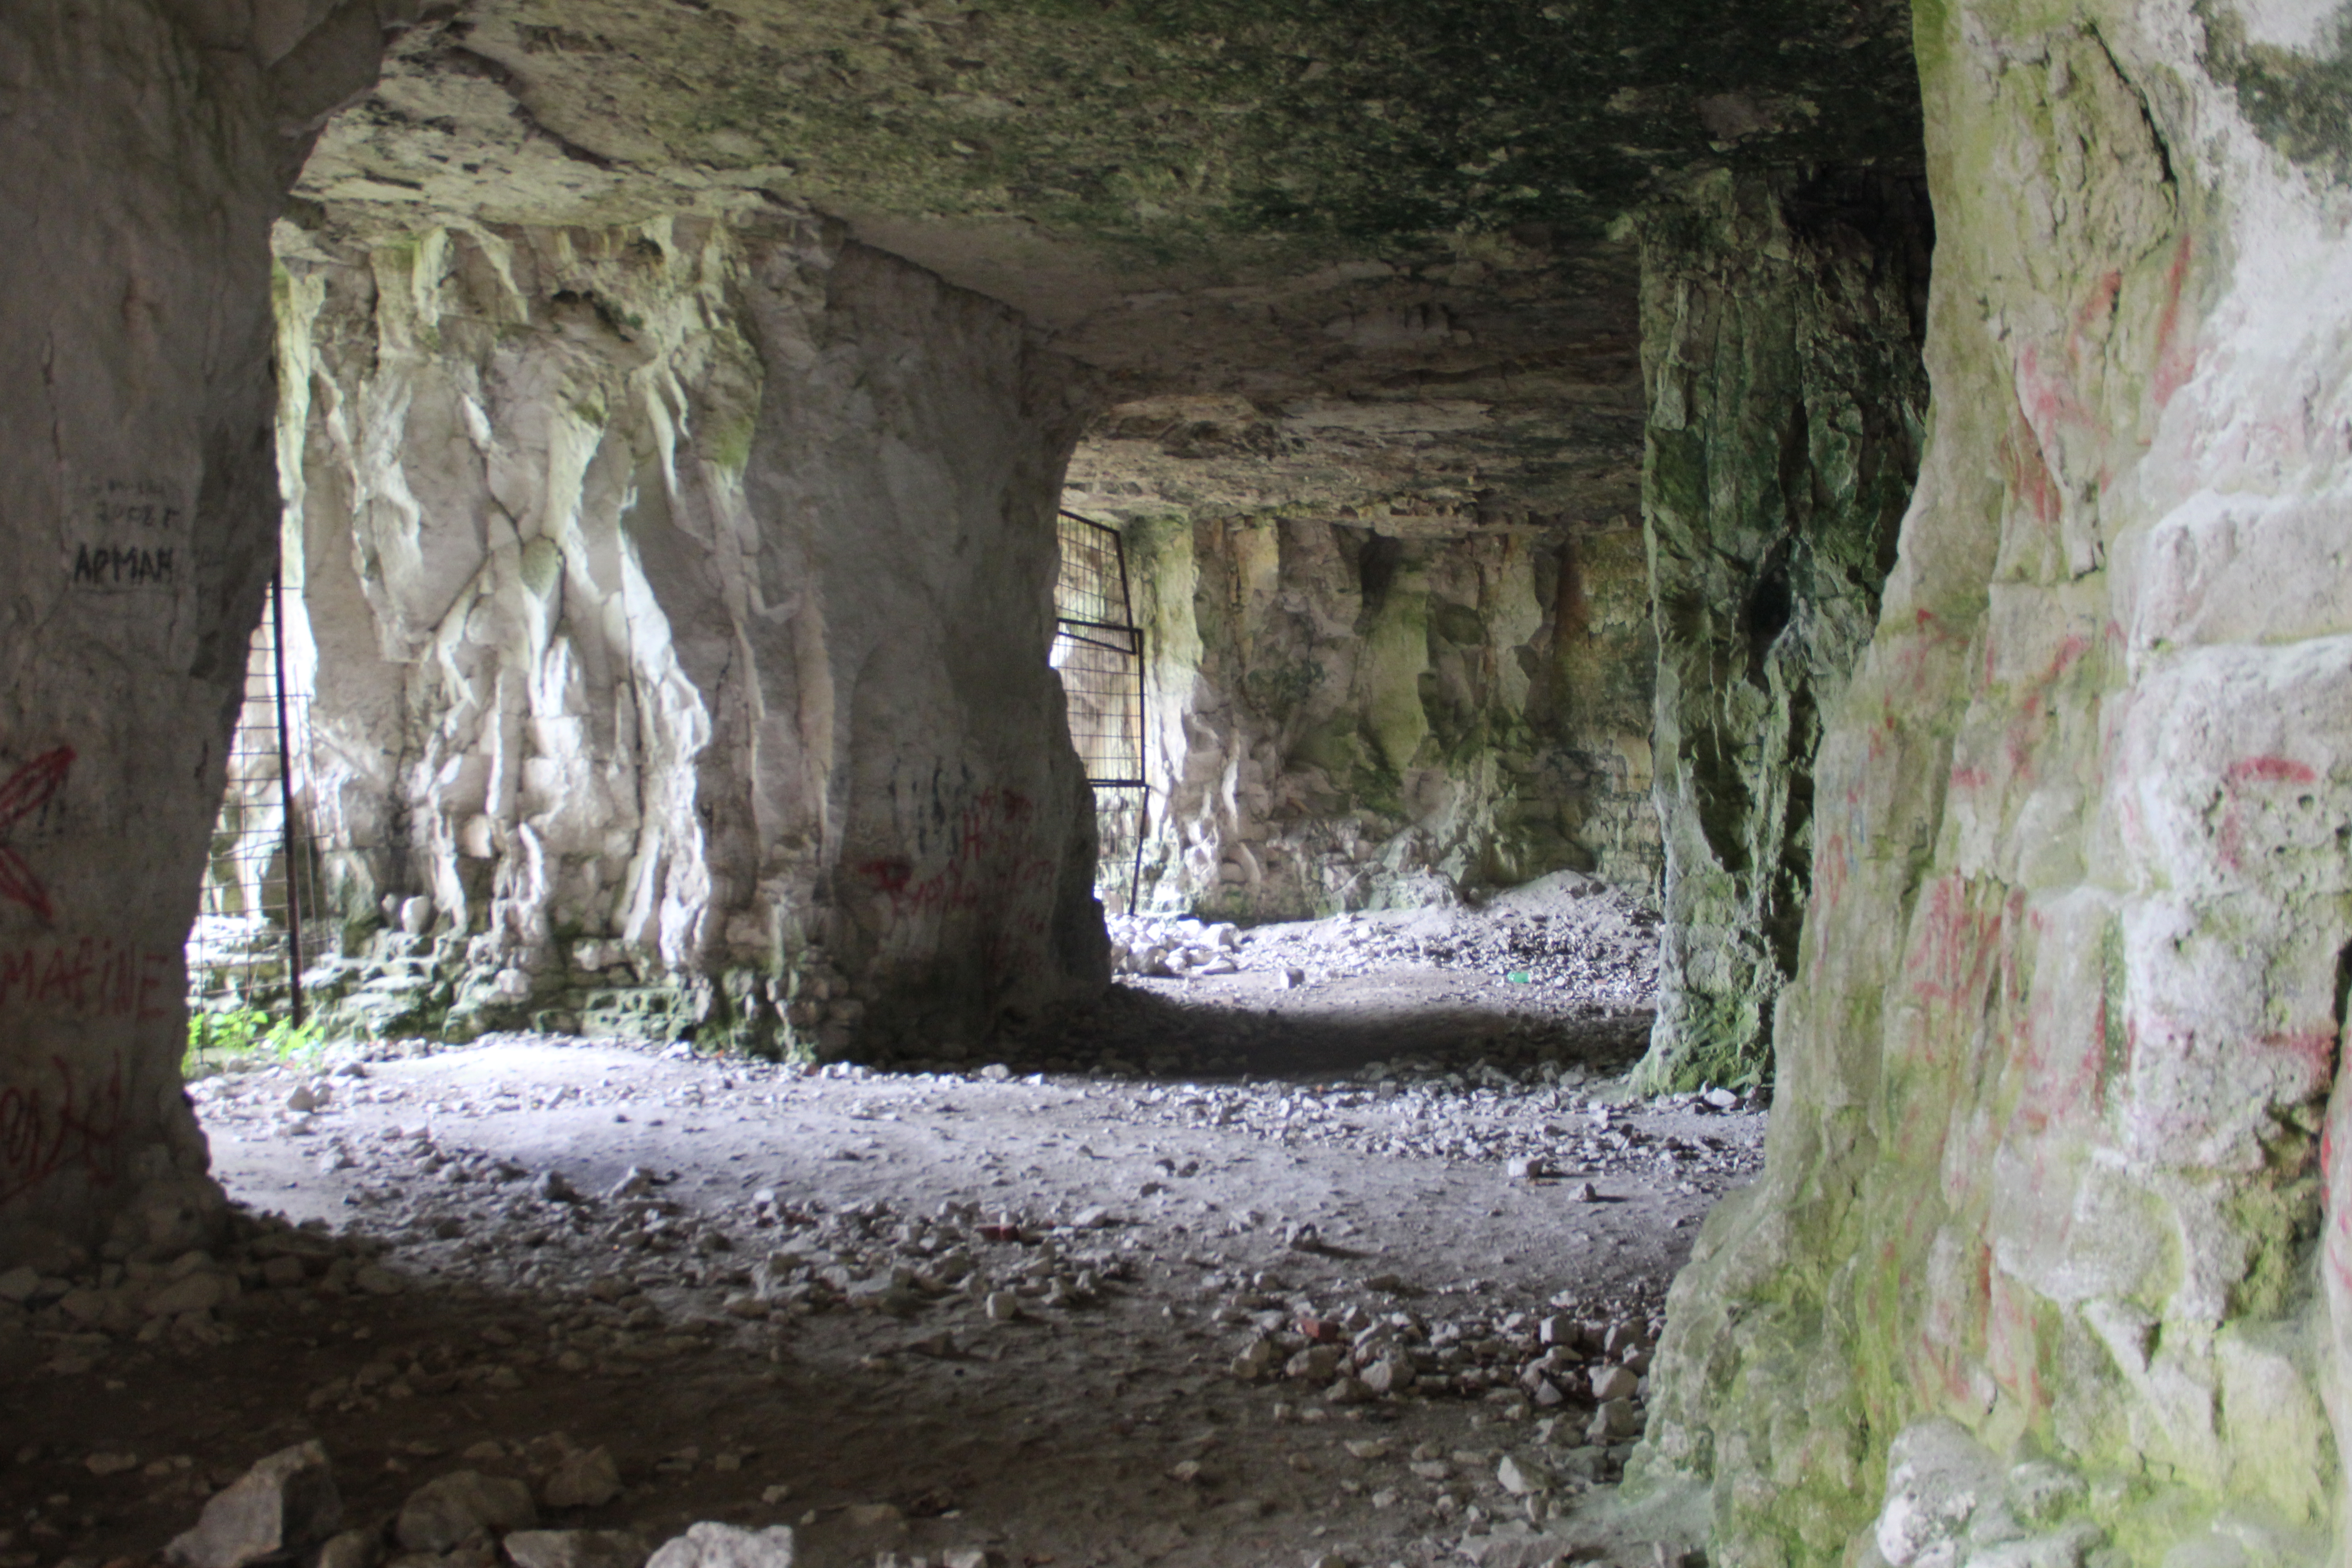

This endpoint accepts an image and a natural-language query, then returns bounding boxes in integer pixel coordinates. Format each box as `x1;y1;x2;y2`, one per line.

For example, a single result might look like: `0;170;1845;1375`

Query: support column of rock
278;220;1106;1057
1636;3;2352;1562
1634;170;1929;1094
0;0;386;1261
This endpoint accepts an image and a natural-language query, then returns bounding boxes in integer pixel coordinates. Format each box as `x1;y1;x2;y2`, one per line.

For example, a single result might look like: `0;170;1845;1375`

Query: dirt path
1;900;1755;1568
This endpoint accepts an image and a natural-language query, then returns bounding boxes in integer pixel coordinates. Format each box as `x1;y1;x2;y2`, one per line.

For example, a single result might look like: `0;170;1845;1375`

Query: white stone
165;1441;343;1568
644;1523;794;1568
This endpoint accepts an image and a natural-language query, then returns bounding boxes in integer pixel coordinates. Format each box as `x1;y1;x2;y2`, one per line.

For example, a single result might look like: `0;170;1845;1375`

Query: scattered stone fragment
1589;1365;1639;1402
316;1528;384;1568
533;1172;580;1204
540;1447;623;1510
165;1440;343;1568
1496;1454;1551;1495
1587;1398;1642;1442
145;1270;230;1317
503;1530;652;1568
397;1471;537;1552
644;1523;795;1568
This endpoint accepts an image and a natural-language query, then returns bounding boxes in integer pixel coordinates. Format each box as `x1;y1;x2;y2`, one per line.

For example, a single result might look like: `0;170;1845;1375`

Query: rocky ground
1;896;1748;1568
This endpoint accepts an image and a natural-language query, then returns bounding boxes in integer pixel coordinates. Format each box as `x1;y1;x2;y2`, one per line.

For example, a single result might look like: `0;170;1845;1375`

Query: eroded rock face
1638;1;2352;1560
1109;510;1656;919
1632;170;1930;1093
1056;272;1658;918
0;0;388;1258
274;218;1106;1055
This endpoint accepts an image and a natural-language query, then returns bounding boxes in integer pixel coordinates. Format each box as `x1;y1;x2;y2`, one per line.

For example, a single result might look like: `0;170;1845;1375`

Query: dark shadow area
1013;982;1656;1084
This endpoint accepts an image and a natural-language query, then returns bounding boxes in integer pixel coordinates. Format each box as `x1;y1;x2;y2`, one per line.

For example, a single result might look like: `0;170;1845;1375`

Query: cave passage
17;3;2352;1568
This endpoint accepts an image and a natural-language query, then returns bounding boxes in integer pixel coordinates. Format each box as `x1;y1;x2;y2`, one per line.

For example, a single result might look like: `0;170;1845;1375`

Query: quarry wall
271;219;1108;1058
0;0;391;1258
1636;3;2352;1564
1116;508;1659;920
1634;170;1931;1093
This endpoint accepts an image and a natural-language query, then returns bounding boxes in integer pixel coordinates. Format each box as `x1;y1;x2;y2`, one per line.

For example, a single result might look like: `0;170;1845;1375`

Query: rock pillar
1634;169;1930;1093
1637;3;2352;1562
0;0;385;1260
277;220;1107;1056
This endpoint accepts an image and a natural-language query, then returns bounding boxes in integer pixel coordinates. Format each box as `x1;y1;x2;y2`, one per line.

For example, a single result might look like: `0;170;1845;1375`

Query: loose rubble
1107;873;1657;1006
5;905;1751;1568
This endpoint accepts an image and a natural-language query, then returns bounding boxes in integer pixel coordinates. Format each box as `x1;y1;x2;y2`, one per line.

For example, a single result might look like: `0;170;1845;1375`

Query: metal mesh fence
186;574;324;1036
1052;512;1150;911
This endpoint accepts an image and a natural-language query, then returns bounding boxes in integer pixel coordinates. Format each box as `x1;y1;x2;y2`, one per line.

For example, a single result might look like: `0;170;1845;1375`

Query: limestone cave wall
1634;170;1932;1093
272;217;1107;1058
1637;2;2352;1563
0;0;392;1259
1113;508;1658;920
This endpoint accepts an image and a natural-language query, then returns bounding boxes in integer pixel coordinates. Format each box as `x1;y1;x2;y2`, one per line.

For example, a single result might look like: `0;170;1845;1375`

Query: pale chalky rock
1872;1421;2005;1568
165;1441;343;1568
503;1531;652;1568
644;1523;795;1568
1586;1398;1642;1443
1630;3;2352;1562
1588;1365;1639;1402
397;1472;538;1553
1495;1455;1551;1496
273;225;1107;1060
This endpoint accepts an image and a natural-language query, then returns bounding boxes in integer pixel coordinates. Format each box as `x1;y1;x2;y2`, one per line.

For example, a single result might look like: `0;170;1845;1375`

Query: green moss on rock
1632;167;1930;1094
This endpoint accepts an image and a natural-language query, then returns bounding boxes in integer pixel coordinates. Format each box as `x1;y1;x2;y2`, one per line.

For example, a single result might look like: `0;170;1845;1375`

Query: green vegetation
184;1008;329;1075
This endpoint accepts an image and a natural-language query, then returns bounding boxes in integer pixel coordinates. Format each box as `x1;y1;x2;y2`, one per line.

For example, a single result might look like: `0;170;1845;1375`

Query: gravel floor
0;895;1744;1568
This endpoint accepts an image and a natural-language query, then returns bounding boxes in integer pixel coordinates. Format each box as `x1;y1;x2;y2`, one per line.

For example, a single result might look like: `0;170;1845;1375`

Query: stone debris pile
1223;1285;1661;1443
0;1195;398;1377
1121;1075;1761;1187
1104;914;1244;978
1107;875;1659;1005
156;1443;819;1568
0;1030;1766;1568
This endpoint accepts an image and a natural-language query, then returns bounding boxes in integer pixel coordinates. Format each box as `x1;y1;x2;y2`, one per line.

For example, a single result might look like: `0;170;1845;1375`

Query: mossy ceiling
292;0;1920;451
306;0;1918;260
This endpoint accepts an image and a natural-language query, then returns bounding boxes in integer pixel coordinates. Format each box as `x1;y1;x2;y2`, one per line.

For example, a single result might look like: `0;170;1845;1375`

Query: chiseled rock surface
1631;169;1930;1094
1107;510;1658;921
1637;1;2352;1563
0;0;389;1258
273;216;1106;1058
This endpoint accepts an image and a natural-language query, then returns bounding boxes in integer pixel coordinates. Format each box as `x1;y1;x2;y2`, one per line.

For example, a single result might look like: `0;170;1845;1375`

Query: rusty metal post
269;571;305;1028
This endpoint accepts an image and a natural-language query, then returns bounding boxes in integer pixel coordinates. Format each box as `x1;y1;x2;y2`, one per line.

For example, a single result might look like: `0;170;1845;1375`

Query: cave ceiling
292;0;1923;526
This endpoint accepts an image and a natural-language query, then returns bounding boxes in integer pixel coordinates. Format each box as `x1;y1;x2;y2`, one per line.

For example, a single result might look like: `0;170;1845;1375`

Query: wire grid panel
1054;512;1133;628
187;589;323;1018
1090;783;1149;914
1052;624;1146;785
1051;512;1147;787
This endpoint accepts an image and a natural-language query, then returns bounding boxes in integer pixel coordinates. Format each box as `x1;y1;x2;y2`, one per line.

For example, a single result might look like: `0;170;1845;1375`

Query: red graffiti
2226;755;2318;788
858;789;1057;979
0;1052;126;1207
2152;233;2197;408
0;746;73;920
2215;755;2323;871
0;939;176;1019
